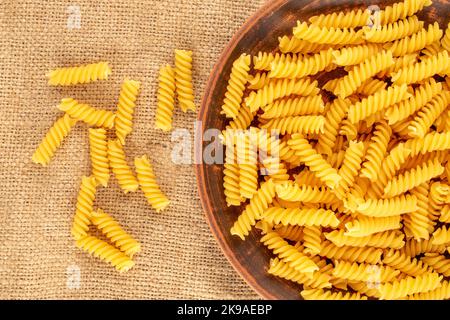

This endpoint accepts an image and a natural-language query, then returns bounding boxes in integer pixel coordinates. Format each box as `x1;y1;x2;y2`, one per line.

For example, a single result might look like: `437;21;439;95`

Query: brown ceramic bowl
196;0;448;299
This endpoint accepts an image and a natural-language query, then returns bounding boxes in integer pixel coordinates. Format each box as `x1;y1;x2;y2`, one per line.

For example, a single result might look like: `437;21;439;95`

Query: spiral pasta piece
378;272;442;300
293;21;364;45
406;280;450;300
269;48;334;79
223;105;255;134
428;182;450;222
220;54;251;119
253;52;296;71
439;205;450;223
316;98;351;156
223;145;243;207
278;36;329;54
333;141;365;199
236;132;258;199
383;158;444;197
356;78;387;96
58;98;115;129
383;248;432;276
442;22;450;51
288;134;341;189
432;226;450;245
391;50;450;85
155;64;176;132
174;49;195;112
268;258;332;289
356;194;417;217
363;16;423;43
106;140;139;194
403;131;450;158
344;215;402;237
245;77;319;112
403;183;433;240
91;209;141;257
360;121;392;181
309;8;370;28
378;0;432;25
88;128;109;187
262;158;289;183
46;61;111;86
408;91;450;138
303;226;322;255
262;207;340;228
377;53;418;78
420;253;450;277
301;288;367;300
332;43;382;66
248;72;270;90
275;182;337;203
348;84;410;123
348;282;381;299
32;114;77;166
384;78;442;125
230;179;276;240
401;239;446;257
319;241;382;264
275;225;304;242
75;235;135;273
115;79;140;145
294;170;325;187
134;155;170;212
260;96;324;120
333;50;394;98
261;231;319;273
278;140;302;166
325;229;405;249
260;115;325;135
71;176;97;240
385;23;443;56
333;260;400;282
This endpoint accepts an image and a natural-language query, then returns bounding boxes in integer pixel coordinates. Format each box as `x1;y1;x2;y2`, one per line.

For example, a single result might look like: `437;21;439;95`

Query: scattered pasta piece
46;61;111;86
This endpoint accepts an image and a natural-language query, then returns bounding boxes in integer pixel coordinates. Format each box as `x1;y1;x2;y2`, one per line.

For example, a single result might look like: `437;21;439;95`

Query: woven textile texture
0;0;265;299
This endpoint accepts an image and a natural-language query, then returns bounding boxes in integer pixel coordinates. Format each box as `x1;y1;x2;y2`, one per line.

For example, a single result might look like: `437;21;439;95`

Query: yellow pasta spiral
429;182;450;221
262;158;289;183
91;209;141;257
383;248;432;276
174;49;195;112
268;258;332;289
421;41;443;58
432;226;450;245
385;23;443;56
333;260;400;282
332;43;382;66
303;225;322;255
356;78;388;96
58;98;115;129
260;231;319;273
269;48;334;79
439;204;450;223
46;61;111;86
301;288;367;300
378;0;432;25
378;272;442;300
220;54;251;119
403;131;450;158
115;79;140;145
348;282;381;299
230;179;276;240
223;145;243;207
278;140;302;166
421;253;450;276
360;121;392;181
319;241;382;264
344;215;401;237
403;183;432;240
134;155;170;212
363;16;423;43
262;207;340;228
442;22;450;51
88;128;109;187
316;98;351;156
107;139;139;193
253;52;300;71
309;8;370;28
260;96;324;119
245;77;319;112
248;72;270;90
275;225;303;242
293;21;364;45
384;78;442;125
75;235;134;273
408;91;450;138
338;119;357;140
275;182;337;203
278;36;329;54
383;158;444;197
155;64;176;132
401;239;446;257
392;50;450;85
377;53;418;78
223;105;255;134
260;115;325;135
348;84;410;123
236;132;258;199
288;134;341;189
356;194;417;217
333;50;394;98
325;229;405;249
294;169;325;187
334;141;365;199
32;114;77;166
71;176;97;240
406;280;450;300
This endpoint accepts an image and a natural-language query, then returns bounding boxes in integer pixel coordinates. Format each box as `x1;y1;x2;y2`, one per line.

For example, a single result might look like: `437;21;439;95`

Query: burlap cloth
0;0;266;299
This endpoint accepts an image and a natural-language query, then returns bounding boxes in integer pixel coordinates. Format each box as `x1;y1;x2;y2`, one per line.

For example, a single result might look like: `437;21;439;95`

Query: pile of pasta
221;0;450;299
31;51;195;271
